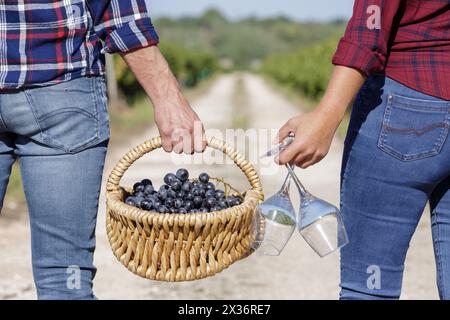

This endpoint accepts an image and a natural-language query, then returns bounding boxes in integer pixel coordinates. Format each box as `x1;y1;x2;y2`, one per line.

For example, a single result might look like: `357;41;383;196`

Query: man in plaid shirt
0;1;204;299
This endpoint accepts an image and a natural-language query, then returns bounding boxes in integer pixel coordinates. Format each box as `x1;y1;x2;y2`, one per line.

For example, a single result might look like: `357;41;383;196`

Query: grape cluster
125;169;242;214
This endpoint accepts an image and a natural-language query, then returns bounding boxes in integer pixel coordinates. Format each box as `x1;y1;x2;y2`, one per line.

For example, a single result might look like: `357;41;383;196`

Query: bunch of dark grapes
124;169;242;214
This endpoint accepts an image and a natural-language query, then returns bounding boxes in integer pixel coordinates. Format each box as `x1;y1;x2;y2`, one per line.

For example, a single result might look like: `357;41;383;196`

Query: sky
146;0;355;22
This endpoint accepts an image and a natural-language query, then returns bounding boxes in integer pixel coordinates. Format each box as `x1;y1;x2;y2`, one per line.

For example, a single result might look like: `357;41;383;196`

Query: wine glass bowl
298;196;349;257
285;164;349;257
251;175;296;256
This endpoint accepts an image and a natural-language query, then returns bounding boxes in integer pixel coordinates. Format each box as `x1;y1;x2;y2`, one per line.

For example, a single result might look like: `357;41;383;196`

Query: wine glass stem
285;164;309;197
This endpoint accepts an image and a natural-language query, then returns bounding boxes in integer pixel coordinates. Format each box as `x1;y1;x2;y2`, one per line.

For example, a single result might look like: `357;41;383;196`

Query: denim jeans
0;76;110;299
340;75;450;299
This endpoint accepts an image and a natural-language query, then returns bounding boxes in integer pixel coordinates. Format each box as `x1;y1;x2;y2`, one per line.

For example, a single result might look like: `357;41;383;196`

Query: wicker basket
105;136;264;281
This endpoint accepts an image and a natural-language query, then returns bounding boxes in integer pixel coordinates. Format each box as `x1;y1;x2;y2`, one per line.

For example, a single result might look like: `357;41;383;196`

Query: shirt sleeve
332;0;403;76
87;0;159;54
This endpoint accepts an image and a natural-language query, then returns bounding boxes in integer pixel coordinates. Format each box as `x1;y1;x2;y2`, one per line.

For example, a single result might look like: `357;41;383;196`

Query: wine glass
285;164;349;257
251;173;296;256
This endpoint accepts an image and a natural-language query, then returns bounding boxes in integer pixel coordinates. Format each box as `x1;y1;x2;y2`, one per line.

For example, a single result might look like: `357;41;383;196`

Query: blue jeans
340;75;450;299
0;76;109;299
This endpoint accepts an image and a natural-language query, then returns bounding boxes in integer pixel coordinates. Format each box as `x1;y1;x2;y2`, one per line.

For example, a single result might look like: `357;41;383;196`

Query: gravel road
0;73;439;299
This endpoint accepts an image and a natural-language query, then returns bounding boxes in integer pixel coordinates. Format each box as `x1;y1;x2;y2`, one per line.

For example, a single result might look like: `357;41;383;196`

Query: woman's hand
276;66;366;168
276;108;339;168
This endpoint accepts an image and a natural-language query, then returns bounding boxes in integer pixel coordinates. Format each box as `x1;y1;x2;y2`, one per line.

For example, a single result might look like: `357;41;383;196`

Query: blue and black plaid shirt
0;0;159;89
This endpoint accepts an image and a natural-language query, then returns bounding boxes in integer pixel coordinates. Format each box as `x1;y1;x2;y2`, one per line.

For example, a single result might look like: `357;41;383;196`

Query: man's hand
276;66;366;168
121;46;206;153
153;89;205;153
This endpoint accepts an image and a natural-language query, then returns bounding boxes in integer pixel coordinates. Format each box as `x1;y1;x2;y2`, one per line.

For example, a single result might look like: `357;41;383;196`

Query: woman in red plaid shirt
277;1;450;299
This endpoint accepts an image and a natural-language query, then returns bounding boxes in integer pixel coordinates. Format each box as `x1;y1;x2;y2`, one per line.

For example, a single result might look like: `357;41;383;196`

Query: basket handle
106;136;264;201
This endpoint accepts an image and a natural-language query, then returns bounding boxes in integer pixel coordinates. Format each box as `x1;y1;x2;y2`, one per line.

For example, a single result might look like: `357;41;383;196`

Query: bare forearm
277;66;366;167
120;45;185;109
120;45;205;153
316;66;366;126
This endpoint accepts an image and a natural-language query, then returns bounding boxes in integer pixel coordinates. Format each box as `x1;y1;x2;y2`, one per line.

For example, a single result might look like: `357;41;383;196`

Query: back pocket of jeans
378;93;450;161
25;77;100;153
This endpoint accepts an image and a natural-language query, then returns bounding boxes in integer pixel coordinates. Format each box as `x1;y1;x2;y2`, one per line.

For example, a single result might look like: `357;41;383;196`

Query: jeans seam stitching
23;90;45;142
23;79;101;154
38;108;98;122
67;77;102;154
377;92;450;161
0;114;7;130
433;211;445;296
91;77;100;140
64;77;101;153
390;92;450;108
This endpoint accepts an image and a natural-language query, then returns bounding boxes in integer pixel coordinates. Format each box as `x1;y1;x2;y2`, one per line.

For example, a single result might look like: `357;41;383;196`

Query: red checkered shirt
0;0;159;89
333;0;450;100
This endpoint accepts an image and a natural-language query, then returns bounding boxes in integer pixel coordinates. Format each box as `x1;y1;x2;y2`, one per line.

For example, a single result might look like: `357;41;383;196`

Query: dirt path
0;73;439;299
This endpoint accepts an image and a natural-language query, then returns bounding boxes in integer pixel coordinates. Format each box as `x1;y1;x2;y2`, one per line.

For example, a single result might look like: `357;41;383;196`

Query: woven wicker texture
105;136;264;281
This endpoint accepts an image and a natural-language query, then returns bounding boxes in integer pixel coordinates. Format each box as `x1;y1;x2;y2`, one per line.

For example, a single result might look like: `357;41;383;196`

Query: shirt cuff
332;38;385;76
102;17;159;54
